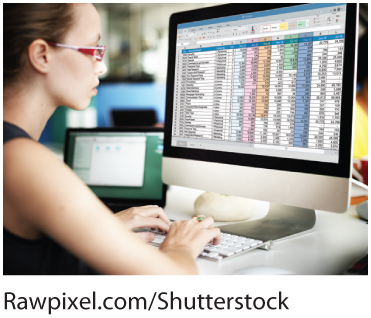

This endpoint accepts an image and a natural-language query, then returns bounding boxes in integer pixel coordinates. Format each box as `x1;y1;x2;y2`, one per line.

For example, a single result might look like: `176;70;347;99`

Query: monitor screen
65;130;164;201
171;4;347;163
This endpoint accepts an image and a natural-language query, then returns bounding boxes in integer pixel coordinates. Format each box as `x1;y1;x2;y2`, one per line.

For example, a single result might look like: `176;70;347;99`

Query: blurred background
40;3;368;158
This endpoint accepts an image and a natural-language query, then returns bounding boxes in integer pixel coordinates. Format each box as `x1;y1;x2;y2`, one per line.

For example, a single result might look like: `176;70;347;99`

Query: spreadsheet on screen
171;4;347;163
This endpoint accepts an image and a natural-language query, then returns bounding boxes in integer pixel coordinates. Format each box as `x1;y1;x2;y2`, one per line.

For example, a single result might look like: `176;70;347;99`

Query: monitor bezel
64;127;167;207
163;3;357;179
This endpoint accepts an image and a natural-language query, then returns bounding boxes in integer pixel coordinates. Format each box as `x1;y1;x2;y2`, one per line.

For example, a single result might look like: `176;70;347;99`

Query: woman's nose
96;60;107;76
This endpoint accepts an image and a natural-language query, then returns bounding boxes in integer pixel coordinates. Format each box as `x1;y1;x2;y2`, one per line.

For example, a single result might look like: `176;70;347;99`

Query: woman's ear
27;39;51;74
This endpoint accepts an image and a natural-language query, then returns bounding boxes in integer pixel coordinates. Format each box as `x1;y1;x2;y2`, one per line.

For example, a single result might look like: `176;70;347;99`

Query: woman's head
4;3;106;110
3;4;75;87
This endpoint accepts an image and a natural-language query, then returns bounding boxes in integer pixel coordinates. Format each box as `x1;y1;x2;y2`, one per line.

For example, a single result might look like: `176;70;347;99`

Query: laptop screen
65;129;164;201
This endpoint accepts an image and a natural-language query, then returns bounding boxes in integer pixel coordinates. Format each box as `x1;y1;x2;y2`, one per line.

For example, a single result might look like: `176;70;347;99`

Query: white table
164;185;368;275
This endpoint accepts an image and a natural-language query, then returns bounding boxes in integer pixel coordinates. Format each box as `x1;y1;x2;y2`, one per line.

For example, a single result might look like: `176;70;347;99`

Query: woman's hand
115;205;171;242
159;216;221;260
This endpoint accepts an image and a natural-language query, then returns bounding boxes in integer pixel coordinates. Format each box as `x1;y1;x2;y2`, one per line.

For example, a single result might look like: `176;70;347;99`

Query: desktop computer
162;3;359;243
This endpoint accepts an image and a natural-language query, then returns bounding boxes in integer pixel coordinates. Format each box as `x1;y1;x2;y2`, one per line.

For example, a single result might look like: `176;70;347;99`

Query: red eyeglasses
47;42;106;61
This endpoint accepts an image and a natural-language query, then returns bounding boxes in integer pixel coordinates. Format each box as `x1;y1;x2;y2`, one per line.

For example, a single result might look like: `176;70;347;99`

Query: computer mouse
233;266;294;275
356;200;368;221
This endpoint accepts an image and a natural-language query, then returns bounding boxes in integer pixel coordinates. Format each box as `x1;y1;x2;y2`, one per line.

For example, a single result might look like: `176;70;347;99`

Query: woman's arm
4;139;219;274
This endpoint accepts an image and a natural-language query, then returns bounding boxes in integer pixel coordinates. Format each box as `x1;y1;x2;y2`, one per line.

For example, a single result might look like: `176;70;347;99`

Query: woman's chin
68;101;91;111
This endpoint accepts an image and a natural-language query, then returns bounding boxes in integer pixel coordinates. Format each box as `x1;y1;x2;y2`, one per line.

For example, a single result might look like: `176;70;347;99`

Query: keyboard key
204;246;217;252
241;242;259;249
244;239;255;245
204;252;219;258
225;237;236;242
229;243;242;248
214;249;234;257
152;237;164;244
234;248;244;254
224;247;242;253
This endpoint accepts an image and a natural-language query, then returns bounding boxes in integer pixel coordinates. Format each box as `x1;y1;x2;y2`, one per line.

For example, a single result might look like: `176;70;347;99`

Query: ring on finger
192;215;205;222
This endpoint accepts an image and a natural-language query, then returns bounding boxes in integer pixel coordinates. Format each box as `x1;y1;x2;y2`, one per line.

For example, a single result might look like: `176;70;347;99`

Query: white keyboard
135;227;273;262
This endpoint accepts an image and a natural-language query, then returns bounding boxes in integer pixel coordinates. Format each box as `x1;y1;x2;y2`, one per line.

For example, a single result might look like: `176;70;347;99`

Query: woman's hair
3;3;75;87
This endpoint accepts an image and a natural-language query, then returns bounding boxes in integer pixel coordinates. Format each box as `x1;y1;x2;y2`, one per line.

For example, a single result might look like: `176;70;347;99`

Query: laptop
64;127;166;212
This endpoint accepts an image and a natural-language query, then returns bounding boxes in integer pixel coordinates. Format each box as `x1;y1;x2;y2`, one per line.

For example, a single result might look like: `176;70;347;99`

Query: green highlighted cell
298;21;307;28
285;34;299;39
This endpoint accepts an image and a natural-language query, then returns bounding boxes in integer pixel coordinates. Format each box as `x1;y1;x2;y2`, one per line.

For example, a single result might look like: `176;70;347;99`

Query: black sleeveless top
3;122;89;275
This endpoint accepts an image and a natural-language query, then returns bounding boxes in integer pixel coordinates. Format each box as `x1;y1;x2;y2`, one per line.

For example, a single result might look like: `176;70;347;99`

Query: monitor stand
217;203;316;244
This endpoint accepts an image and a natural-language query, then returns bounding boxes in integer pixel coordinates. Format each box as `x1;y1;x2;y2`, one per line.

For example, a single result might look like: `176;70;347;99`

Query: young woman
3;3;221;275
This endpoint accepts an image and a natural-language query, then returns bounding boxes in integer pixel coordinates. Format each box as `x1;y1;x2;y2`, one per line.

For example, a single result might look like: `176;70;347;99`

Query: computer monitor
162;3;358;242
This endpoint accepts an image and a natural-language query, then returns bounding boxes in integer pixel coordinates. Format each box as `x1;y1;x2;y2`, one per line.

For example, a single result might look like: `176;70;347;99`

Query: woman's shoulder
3;121;52;157
4;133;55;161
4;134;66;198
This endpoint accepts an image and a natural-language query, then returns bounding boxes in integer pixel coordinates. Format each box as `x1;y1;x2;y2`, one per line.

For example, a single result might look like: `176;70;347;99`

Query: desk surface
164;186;368;275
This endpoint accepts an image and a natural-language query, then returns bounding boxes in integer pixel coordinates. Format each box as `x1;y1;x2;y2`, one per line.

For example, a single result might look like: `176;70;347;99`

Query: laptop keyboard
135;227;273;262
